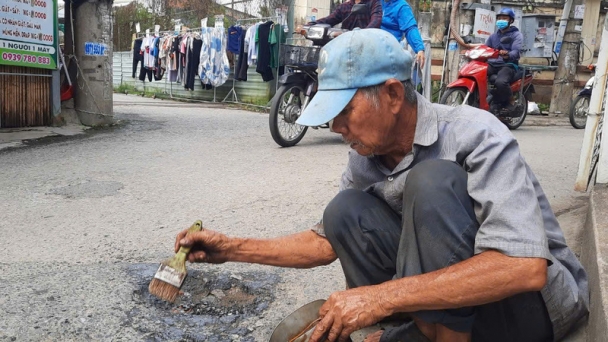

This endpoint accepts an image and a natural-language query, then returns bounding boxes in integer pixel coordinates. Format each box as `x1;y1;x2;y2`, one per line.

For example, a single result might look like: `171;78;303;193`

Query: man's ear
383;79;405;115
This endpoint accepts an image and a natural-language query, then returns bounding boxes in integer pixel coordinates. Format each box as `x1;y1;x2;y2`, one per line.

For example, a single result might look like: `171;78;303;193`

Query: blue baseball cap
296;28;413;127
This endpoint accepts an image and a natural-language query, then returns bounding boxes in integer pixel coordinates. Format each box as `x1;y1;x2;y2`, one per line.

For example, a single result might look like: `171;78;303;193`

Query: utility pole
71;0;114;126
447;0;462;84
549;0;583;117
575;11;608;190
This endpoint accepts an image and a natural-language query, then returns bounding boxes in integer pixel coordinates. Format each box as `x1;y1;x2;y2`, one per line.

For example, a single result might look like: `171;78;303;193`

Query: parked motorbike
268;4;368;147
439;43;551;130
569;66;595;129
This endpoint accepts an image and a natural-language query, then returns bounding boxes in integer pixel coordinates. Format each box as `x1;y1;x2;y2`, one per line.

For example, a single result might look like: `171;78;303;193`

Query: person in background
485;8;524;113
380;0;425;67
300;0;383;32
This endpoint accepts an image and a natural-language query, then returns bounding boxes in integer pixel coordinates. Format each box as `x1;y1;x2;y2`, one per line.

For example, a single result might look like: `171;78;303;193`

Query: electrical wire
579;40;594;64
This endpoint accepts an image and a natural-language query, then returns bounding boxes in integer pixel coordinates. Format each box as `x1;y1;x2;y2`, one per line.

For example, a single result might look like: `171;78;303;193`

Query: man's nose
330;119;346;134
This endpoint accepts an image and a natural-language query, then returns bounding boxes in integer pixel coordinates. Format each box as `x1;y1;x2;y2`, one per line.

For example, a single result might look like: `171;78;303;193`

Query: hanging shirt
245;24;259;66
142;36;156;69
269;23;286;69
380;0;424;53
227;25;243;54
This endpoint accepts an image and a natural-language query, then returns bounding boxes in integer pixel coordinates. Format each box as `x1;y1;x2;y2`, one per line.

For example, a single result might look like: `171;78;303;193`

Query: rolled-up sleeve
465;133;552;261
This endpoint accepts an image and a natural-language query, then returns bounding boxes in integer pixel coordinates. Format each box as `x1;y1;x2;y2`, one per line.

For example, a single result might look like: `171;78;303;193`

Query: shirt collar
413;93;438;147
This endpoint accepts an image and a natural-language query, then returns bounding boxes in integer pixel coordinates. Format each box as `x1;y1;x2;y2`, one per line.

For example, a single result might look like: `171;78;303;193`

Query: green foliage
114;83;139;94
431;81;442;103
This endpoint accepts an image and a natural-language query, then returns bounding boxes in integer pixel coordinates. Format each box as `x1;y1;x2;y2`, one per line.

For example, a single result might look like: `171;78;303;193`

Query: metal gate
0;65;52;128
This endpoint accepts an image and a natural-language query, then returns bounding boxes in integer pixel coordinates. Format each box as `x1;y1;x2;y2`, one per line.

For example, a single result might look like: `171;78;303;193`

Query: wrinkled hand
309;286;391;342
499;50;509;58
415;51;425;68
174;228;232;264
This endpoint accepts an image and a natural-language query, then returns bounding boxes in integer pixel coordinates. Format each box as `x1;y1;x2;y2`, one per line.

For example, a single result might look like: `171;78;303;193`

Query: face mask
496;20;509;30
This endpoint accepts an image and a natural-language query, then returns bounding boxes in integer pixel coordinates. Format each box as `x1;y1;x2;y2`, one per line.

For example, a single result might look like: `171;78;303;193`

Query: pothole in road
127;264;280;341
47;180;124;199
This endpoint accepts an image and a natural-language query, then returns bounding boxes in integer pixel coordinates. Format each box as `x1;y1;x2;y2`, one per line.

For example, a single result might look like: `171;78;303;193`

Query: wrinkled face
330;88;395;156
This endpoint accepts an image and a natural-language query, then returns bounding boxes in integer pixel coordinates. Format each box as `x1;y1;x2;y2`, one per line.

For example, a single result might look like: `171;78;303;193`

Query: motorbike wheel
501;92;528;130
269;84;309;147
569;95;590;129
439;87;474;107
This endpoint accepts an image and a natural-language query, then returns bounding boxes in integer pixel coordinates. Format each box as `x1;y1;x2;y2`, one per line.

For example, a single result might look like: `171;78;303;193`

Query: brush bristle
149;278;181;302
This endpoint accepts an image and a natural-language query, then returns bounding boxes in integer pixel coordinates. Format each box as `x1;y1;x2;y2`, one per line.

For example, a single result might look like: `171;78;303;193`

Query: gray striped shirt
318;93;588;339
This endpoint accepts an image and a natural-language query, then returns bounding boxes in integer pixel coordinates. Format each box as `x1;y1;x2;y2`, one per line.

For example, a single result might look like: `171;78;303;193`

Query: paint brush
149;220;203;302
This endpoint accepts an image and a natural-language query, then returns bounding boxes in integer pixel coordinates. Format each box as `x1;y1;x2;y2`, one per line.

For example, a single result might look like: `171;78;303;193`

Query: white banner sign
0;0;55;45
0;0;58;69
473;8;496;40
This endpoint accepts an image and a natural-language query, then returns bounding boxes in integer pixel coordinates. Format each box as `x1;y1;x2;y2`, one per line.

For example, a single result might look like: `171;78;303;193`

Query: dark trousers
323;160;553;342
185;39;203;91
132;53;143;78
487;64;516;106
235;35;248;81
138;67;152;82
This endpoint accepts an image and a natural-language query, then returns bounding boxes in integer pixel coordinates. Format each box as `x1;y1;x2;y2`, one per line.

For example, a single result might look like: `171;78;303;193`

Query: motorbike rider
380;0;426;67
298;0;382;33
485;8;523;113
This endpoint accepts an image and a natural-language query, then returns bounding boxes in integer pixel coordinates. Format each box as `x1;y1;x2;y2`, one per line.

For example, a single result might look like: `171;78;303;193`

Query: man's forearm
377;250;547;315
228;229;337;268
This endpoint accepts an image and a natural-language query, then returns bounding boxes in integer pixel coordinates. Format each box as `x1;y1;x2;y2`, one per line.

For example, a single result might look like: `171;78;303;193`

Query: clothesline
135;27;219;38
235;16;281;24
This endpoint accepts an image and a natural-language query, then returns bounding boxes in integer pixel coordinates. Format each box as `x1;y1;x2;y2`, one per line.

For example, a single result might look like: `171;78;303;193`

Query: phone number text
1;52;50;65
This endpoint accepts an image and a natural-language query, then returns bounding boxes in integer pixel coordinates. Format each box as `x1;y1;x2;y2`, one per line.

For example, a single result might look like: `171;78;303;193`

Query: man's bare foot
364;330;383;342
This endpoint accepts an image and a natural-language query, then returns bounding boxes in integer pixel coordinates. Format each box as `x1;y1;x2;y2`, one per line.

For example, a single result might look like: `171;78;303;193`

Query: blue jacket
380;0;424;53
485;26;523;65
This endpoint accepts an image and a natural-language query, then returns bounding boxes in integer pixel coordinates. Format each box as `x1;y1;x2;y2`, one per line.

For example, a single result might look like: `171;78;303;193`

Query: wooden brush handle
177;220;203;256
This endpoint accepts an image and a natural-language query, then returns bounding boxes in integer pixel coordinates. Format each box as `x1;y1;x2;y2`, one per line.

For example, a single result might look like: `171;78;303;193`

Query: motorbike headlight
307;27;325;40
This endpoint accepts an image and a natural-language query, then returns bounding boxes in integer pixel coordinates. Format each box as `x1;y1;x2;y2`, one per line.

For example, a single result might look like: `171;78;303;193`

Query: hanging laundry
154;37;164;81
178;35;188;83
198;27;230;87
235;30;248;81
269;23;286;69
186;37;203;91
132;38;143;78
255;21;274;82
245;24;259;66
227;25;243;54
169;36;180;83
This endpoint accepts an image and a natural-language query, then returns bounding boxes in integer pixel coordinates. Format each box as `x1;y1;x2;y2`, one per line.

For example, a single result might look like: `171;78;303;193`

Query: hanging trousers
138;67;152;82
235;33;248;81
132;39;143;78
185;39;203;91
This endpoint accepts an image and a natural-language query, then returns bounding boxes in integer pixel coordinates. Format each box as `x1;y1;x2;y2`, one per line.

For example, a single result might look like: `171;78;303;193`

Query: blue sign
554;41;562;54
84;42;108;56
